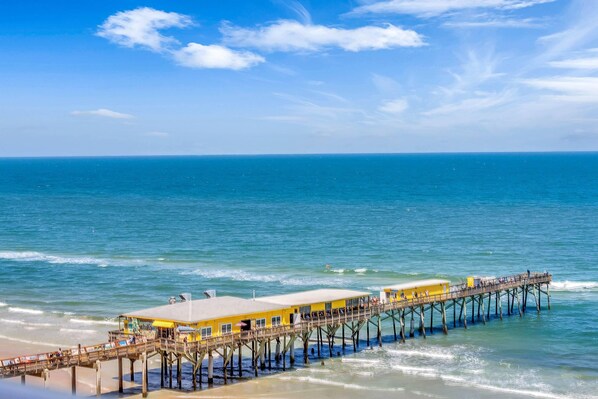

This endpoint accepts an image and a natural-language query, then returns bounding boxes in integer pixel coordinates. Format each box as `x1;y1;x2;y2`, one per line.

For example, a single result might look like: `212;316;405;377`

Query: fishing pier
0;271;552;396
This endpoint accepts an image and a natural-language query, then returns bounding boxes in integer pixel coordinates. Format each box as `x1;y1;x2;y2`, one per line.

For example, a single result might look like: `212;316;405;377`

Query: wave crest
551;281;598;292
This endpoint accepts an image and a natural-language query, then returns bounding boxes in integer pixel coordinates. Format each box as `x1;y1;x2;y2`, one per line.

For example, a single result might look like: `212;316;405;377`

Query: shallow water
0;153;597;398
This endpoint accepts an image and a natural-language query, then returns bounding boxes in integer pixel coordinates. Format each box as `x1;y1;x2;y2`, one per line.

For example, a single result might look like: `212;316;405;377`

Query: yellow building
380;279;450;302
120;296;289;342
256;289;371;323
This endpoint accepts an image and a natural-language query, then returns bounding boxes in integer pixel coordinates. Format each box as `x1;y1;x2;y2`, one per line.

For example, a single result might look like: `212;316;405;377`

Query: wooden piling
141;352;148;398
119;356;124;392
95;360;101;397
71;366;76;396
208;351;214;385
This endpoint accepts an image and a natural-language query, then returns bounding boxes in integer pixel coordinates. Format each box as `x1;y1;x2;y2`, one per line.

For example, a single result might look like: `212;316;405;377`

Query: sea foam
551;281;598;292
8;307;43;315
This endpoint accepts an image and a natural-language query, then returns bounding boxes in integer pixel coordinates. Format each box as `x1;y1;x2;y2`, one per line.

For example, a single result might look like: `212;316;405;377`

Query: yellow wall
386;282;449;301
467;277;474;288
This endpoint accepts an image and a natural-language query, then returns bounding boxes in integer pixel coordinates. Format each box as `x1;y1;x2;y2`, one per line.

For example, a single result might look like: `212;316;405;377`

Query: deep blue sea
0;153;596;398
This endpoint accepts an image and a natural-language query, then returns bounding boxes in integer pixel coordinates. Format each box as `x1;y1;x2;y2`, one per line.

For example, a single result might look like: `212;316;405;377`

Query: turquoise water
0;153;597;397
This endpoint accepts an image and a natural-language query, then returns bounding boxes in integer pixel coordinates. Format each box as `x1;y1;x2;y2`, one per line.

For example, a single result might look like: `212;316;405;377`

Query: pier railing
0;272;551;378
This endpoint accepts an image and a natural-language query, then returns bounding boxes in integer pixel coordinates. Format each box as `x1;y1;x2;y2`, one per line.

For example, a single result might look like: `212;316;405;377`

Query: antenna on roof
204;290;216;299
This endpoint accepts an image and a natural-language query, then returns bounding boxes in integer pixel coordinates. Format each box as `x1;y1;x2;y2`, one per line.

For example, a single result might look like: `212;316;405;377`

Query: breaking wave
278;376;403;392
0;251;145;268
551;281;598;292
69;318;118;326
182;268;344;287
8;307;43;315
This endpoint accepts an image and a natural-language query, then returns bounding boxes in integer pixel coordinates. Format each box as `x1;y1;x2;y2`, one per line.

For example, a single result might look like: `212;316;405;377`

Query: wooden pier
0;272;552;396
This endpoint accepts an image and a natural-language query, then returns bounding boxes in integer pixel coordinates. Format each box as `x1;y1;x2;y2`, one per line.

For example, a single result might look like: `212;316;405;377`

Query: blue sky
1;0;597;156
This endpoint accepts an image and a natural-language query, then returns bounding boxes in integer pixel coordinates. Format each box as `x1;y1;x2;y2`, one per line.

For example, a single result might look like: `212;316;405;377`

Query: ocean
0;153;596;398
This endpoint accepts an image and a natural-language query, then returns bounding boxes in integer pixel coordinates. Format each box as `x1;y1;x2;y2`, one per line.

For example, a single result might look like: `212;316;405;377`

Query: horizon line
0;150;597;160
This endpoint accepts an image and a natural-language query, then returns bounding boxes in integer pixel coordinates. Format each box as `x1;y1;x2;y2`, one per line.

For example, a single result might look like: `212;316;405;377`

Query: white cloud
221;20;424;52
352;0;555;17
71;108;134;119
523;77;598;102
549;57;598;69
379;98;409;114
173;43;264;70
97;7;192;52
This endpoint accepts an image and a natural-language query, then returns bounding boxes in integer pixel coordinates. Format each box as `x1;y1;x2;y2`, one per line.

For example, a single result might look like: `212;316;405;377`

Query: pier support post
480;295;486;325
409;308;415;337
516;288;522;317
21;374;25;385
392;311;397;341
168;353;173;389
547;284;551;310
378;317;382;347
239;342;243;377
400;310;406;343
366;321;370;347
471;296;475;324
275;338;281;362
430;303;434;334
342;324;346;349
208;351;214;385
282;335;286;371
192;351;198;390
95;360;101;397
487;293;491;320
507;290;511;315
499;292;503;320
118;357;123;393
71;366;76;396
290;340;295;366
261;341;267;370
453;300;457;328
317;328;321;357
141;352;148;398
303;334;309;364
43;368;50;390
463;298;467;329
268;340;272;370
130;358;135;382
441;302;448;335
177;354;182;389
160;354;164;388
419;306;426;338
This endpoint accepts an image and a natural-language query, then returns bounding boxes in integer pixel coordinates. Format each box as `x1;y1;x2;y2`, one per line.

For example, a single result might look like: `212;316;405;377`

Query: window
256;318;266;329
200;327;212;339
271;316;281;326
221;323;232;335
325;302;332;311
299;305;311;315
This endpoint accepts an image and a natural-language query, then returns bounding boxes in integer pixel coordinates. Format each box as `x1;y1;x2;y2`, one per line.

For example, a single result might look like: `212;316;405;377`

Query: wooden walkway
0;272;552;396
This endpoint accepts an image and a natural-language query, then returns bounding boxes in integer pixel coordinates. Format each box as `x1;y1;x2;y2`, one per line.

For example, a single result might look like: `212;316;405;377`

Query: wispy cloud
221;20;425;52
274;0;312;24
351;0;555;17
444;17;544;29
173;43;264;70
549;57;598;69
523;77;598;102
423;90;514;115
97;7;192;52
71;108;134;119
379;98;409;114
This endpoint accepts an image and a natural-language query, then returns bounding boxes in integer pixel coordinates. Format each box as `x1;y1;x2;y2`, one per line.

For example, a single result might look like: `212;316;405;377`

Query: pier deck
0;272;552;396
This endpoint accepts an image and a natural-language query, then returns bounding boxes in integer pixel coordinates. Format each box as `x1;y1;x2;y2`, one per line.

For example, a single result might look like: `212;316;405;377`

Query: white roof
384;279;450;291
121;296;287;324
256;289;370;306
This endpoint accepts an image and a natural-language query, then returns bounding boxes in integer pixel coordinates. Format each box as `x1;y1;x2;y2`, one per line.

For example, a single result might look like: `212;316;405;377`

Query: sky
1;0;597;156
